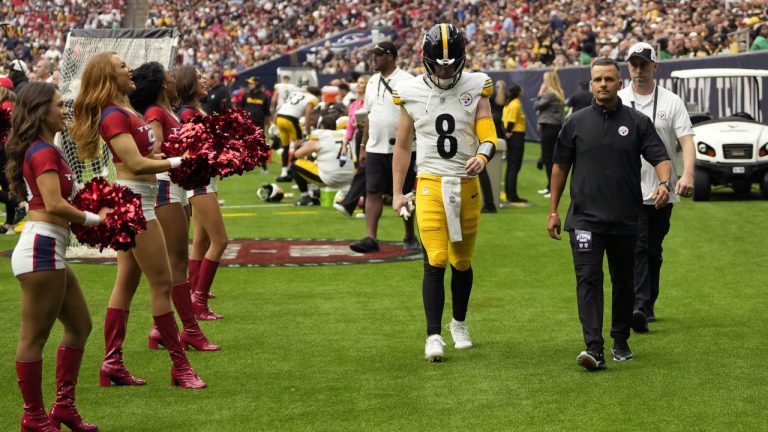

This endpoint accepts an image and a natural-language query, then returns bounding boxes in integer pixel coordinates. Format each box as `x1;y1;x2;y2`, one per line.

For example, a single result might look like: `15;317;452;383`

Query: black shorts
365;152;416;194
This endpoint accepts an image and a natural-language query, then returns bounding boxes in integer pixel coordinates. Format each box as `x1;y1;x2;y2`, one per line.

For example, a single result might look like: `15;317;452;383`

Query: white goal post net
57;28;179;259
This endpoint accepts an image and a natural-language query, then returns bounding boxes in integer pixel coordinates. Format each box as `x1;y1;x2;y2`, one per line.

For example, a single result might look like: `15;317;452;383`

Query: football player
274;86;321;182
291;104;354;206
392;24;496;362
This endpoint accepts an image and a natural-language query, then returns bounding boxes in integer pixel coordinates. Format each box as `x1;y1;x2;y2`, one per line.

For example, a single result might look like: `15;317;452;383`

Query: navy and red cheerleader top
177;105;204;124
144;104;181;141
98;103;156;163
23;140;75;211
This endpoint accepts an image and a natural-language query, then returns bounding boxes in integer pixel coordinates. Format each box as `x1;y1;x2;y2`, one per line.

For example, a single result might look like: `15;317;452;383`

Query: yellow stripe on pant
415;174;481;271
293;159;325;186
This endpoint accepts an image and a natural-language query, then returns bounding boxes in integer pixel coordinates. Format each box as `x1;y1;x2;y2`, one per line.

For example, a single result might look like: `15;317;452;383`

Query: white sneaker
543;192;551;198
333;202;351;217
537;188;550;195
449;319;473;349
424;334;446;362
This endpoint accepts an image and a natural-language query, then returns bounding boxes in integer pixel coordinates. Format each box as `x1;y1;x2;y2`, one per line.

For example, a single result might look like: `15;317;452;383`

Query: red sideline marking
11;239;422;267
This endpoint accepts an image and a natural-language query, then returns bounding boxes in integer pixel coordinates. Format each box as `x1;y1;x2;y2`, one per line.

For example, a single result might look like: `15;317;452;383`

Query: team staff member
533;70;565;198
274;86;320;182
335;75;369;217
618;43;695;331
351;41;417;253
7;82;105;432
547;58;672;372
72;53;206;388
240;76;270;131
501;82;527;204
392;23;495;362
239;76;271;173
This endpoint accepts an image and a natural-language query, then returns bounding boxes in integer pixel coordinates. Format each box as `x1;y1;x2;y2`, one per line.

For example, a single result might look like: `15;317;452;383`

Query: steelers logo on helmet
257;183;285;202
422;23;466;90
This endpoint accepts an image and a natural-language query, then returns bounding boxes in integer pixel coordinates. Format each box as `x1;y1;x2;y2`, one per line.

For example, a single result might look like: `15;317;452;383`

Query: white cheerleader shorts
11;221;70;276
187;178;217;198
115;179;158;222
156;179;189;207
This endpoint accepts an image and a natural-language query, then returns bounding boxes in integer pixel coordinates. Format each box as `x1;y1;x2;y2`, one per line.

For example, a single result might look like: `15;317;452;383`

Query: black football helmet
257;183;285;202
422;23;466;90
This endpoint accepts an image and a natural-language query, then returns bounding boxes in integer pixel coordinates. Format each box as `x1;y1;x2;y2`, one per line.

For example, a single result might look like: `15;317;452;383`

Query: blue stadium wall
317;50;768;141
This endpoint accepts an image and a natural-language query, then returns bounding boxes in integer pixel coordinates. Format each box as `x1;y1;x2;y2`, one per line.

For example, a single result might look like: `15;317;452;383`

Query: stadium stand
1;0;766;78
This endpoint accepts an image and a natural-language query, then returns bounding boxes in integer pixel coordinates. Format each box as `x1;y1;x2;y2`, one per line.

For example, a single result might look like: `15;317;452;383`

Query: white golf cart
671;68;768;200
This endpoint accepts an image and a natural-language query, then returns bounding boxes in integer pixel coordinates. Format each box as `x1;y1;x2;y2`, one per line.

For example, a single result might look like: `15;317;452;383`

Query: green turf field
1;144;766;431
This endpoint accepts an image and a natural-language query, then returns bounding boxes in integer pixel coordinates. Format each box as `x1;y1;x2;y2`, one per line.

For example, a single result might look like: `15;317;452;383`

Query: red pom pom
0;106;11;147
70;177;147;251
207;108;269;179
163;119;218;190
161;108;269;189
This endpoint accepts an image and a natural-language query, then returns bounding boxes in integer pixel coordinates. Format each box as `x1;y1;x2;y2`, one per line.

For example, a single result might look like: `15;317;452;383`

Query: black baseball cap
371;41;398;58
626;42;657;63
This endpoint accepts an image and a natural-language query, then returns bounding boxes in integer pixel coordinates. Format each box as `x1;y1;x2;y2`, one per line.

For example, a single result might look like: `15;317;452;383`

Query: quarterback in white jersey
392;23;497;363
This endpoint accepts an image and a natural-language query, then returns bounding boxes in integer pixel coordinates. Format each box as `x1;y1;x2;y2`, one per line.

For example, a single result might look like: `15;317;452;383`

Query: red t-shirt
144;104;181;141
98;103;156;163
23;140;75;211
177;105;203;124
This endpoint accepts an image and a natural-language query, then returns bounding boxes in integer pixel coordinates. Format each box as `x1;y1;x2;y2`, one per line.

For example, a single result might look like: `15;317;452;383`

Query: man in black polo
240;76;271;130
240;76;271;173
547;58;671;371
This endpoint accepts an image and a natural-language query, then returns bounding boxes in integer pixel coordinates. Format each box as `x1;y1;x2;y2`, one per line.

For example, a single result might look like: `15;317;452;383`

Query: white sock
281;167;288;176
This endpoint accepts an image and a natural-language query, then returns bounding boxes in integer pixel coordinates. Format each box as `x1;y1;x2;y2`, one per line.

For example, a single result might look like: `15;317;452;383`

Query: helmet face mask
422;23;466;90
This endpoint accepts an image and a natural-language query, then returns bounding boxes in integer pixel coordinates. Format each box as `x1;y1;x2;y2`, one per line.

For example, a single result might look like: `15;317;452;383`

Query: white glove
399;192;415;220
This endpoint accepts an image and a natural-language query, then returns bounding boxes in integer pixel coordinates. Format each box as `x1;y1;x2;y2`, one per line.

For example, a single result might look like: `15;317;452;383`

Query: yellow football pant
415;174;481;271
275;115;301;148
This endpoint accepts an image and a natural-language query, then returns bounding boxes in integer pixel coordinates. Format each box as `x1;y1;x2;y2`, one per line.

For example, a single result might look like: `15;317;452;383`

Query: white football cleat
449;319;473;349
424;334;446;362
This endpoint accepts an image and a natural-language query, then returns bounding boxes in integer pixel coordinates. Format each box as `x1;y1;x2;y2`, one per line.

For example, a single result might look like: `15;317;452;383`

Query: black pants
478;168;495;210
633;204;673;315
569;230;636;351
338;131;366;214
0;149;18;225
540;124;560;190
505;132;525;201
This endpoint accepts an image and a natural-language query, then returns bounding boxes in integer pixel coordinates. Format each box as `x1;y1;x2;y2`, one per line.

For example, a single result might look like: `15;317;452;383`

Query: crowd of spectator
1;0;767;80
0;0;124;72
142;0;768;75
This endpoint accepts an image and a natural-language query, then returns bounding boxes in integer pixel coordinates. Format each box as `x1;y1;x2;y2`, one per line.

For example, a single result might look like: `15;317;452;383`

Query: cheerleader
6;82;103;431
128;61;220;350
174;65;228;320
71;53;206;389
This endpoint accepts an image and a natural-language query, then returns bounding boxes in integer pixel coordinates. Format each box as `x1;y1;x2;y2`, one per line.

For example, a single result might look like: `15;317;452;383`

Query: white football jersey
274;83;298;111
310;129;354;186
277;90;318;119
393;72;493;177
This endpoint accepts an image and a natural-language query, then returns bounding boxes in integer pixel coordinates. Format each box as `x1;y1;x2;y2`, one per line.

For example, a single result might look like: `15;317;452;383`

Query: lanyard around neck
630;84;659;126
